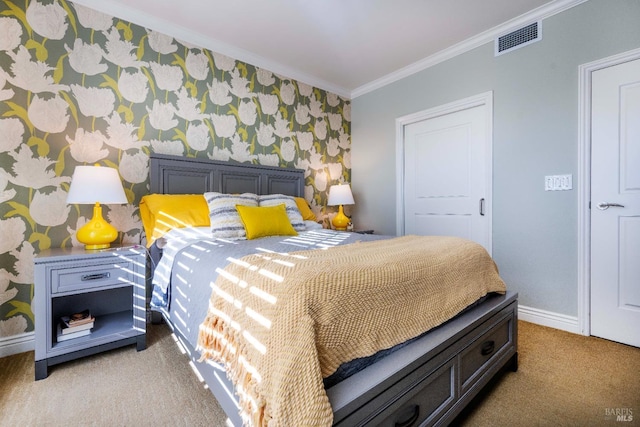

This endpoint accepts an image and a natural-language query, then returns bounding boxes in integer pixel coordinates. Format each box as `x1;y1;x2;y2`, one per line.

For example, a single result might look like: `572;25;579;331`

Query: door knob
597;202;625;210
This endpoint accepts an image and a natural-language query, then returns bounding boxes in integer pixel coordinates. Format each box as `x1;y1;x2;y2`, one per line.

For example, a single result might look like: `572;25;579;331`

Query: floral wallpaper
0;0;351;340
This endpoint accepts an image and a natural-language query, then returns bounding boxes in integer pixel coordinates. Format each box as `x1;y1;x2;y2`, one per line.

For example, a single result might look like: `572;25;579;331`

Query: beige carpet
0;323;226;426
1;321;638;427
456;321;640;427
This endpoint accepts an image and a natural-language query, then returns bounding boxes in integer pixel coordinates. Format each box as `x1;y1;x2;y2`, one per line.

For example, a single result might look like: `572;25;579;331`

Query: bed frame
148;153;518;426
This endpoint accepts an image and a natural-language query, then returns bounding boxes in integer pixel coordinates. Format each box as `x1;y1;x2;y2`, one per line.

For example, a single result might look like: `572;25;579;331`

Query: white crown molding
69;0;587;100
351;0;589;98
68;0;352;98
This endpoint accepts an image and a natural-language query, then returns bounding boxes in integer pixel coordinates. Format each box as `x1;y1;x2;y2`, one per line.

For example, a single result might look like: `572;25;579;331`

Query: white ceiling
70;0;585;97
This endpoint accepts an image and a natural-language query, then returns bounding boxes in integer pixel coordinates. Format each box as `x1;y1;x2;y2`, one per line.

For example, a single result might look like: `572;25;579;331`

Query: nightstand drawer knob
81;272;110;281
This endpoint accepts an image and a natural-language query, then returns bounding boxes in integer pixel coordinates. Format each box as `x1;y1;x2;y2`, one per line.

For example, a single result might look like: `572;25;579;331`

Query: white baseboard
0;332;34;358
0;306;580;358
518;305;580;334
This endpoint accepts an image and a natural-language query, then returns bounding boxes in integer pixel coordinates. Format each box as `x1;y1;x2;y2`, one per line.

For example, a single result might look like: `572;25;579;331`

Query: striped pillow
258;194;306;232
204;192;258;238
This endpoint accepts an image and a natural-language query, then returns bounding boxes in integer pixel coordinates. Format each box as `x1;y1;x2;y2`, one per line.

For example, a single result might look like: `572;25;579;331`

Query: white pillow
258;194;306;232
204;192;258;238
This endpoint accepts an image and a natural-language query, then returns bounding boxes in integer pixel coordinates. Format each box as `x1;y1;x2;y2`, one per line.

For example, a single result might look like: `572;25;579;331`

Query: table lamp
327;183;355;231
66;164;128;250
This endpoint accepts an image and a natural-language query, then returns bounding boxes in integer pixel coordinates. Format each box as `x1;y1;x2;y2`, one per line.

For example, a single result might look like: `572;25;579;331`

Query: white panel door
404;104;490;252
591;58;640;347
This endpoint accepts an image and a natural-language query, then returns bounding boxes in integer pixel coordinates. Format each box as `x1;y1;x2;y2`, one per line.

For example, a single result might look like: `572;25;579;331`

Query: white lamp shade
67;165;127;204
328;184;355;206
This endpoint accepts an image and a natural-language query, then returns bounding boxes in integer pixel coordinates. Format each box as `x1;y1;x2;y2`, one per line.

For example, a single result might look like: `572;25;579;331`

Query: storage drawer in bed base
161;292;517;427
329;292;518;427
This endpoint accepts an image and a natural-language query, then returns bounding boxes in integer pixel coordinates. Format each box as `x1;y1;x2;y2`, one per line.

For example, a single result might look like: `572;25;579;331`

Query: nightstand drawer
51;261;135;294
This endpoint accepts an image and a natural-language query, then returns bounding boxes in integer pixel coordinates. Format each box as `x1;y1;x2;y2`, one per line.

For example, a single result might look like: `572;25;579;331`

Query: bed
145;153;518;426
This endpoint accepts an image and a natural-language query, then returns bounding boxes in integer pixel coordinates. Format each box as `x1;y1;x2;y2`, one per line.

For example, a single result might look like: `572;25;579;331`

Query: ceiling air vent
495;21;541;56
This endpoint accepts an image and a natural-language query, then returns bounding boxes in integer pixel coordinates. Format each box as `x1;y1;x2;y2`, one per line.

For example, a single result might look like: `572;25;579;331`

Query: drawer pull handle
81;272;110;281
395;404;420;427
481;340;495;356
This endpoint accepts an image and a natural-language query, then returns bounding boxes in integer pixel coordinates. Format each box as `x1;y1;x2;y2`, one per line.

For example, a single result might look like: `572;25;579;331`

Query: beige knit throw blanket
197;235;506;426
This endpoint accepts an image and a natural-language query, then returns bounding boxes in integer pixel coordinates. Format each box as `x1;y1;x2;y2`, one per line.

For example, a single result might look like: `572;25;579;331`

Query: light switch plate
545;174;572;191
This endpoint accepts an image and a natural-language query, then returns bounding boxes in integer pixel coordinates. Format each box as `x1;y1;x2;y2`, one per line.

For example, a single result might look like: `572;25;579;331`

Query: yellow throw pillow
236;204;298;240
259;194;305;231
294;197;317;221
140;194;210;247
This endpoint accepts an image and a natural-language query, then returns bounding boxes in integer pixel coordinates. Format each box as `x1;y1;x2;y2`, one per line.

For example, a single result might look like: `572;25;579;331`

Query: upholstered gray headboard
149;154;305;197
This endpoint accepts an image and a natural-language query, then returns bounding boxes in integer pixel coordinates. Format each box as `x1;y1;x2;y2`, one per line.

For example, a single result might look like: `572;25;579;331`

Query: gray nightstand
34;245;146;380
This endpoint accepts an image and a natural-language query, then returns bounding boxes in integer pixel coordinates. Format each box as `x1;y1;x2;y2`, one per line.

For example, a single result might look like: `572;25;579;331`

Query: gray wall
351;0;640;316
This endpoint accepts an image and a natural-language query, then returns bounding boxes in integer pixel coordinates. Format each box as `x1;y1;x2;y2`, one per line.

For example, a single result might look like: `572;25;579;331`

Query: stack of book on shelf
57;309;94;342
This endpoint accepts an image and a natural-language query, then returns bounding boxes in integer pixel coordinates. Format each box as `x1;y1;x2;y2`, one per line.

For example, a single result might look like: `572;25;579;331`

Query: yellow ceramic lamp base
76;203;118;250
332;205;350;231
